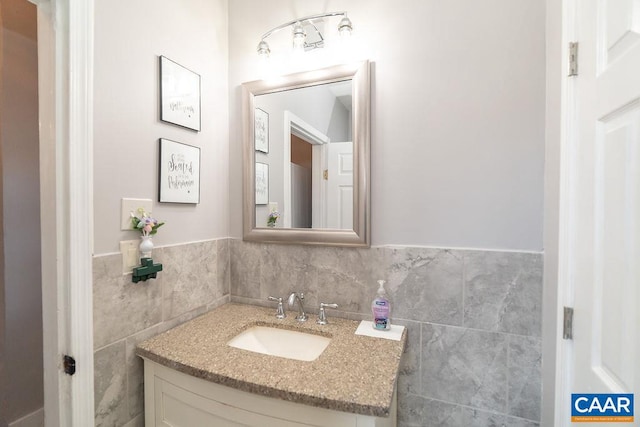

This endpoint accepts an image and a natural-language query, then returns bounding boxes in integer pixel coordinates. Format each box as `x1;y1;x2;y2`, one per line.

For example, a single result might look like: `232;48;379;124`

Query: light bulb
292;21;306;52
257;40;270;57
338;16;352;39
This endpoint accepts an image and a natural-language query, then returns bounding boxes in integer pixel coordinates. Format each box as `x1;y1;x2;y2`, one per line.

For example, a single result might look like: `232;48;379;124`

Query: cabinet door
146;361;360;427
155;378;313;427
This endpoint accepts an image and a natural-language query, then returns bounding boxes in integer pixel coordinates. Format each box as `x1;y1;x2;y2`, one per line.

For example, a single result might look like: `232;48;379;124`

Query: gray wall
91;1;546;426
227;1;546;425
0;3;43;423
229;0;545;251
92;0;231;425
93;0;230;255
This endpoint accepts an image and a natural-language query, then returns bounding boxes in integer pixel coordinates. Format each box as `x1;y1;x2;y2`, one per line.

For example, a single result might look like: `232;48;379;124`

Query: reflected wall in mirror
242;61;370;247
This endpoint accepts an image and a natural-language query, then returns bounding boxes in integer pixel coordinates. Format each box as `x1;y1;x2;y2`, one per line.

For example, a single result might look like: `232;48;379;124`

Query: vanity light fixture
257;11;353;58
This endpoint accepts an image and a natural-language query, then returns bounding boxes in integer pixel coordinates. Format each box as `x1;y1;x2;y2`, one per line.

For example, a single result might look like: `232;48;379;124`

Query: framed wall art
158;139;201;204
255;162;269;205
160;56;201;131
254;108;269;153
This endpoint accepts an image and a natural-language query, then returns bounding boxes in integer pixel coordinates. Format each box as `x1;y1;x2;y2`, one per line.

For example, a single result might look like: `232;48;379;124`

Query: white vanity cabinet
143;359;397;427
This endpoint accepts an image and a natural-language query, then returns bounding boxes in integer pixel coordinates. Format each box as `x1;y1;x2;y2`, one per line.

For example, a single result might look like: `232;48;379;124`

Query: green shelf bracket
132;257;163;283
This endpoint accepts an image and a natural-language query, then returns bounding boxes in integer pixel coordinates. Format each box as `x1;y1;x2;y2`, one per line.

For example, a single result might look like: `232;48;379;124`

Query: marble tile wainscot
230;239;543;427
93;239;230;427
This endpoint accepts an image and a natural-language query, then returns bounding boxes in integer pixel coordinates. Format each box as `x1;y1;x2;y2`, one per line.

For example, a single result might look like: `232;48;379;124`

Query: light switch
121;198;153;231
120;240;140;274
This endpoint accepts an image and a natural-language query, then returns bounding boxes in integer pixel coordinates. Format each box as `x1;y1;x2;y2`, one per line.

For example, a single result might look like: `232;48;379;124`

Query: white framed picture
158;139;200;204
160;56;201;131
255;162;269;205
254;108;269;153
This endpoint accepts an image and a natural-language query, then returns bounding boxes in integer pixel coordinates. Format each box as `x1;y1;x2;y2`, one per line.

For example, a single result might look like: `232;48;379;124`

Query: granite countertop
136;303;406;417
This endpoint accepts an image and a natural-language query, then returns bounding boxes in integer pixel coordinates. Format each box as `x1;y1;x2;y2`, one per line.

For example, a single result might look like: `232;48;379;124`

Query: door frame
543;0;579;425
31;0;95;425
283;111;329;228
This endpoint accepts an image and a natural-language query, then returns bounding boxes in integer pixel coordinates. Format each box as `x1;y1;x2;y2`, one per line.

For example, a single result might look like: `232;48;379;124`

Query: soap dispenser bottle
371;279;391;330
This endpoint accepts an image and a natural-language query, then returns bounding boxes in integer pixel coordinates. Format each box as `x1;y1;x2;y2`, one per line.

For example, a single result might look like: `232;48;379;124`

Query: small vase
267;222;276;228
139;235;154;258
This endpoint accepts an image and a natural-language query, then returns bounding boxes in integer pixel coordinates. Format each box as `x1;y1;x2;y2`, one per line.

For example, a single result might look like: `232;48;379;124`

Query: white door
325;142;353;229
562;0;640;424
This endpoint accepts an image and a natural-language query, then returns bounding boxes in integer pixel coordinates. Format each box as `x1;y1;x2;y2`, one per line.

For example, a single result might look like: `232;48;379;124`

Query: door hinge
323;169;328;180
563;306;574;339
568;42;579;77
63;355;76;375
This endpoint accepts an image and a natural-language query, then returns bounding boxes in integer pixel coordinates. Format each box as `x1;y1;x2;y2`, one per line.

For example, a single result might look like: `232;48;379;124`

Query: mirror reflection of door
325;141;353;229
290;132;353;229
255;80;353;230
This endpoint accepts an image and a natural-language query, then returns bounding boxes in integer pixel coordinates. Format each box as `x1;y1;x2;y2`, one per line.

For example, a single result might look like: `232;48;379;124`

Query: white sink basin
227;326;331;361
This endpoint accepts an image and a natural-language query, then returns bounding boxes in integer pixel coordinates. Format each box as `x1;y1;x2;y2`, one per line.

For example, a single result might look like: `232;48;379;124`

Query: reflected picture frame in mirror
242;61;371;247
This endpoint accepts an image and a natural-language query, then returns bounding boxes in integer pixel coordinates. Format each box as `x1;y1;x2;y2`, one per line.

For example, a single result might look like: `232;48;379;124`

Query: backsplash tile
397;393;431;426
508;335;542;421
421;324;508;413
125;325;162;419
313;247;386;314
229;239;543;426
394;319;421;395
463;251;543;336
387;247;464;325
398;395;507;427
260;243;318;303
122;414;144;427
158;240;218;320
93;238;542;426
94;341;128;427
93;239;229;427
93;253;163;350
230;239;262;299
217;239;230;295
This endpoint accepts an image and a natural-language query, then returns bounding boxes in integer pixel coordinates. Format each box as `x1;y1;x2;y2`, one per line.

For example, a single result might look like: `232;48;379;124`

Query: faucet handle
267;296;286;319
317;302;339;325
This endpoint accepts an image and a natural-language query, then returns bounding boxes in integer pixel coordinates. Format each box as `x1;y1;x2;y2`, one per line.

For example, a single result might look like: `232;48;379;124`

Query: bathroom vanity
136;303;406;427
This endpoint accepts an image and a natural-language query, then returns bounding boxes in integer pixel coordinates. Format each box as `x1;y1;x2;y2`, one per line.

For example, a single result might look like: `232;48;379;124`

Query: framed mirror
242;61;370;247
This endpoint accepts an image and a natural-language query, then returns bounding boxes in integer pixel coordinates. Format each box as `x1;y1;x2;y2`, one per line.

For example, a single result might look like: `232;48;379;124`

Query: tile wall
93;238;542;427
230;240;543;427
93;239;230;427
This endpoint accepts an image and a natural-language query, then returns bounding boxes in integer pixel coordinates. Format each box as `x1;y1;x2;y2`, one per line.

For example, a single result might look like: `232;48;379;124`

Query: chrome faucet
287;292;308;322
267;296;286;319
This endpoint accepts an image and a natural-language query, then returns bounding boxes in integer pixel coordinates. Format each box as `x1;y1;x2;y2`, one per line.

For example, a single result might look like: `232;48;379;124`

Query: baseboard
8;408;43;427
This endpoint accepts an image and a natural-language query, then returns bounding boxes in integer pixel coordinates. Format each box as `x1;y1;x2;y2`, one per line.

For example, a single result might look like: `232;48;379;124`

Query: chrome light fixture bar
257;11;353;58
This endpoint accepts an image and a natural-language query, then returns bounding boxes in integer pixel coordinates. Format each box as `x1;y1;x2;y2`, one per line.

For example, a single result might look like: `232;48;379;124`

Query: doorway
283;111;329;228
0;0;44;425
290;134;313;228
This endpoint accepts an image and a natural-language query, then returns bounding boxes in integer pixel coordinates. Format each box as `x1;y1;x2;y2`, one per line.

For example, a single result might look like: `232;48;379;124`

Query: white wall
229;0;545;251
93;0;229;255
